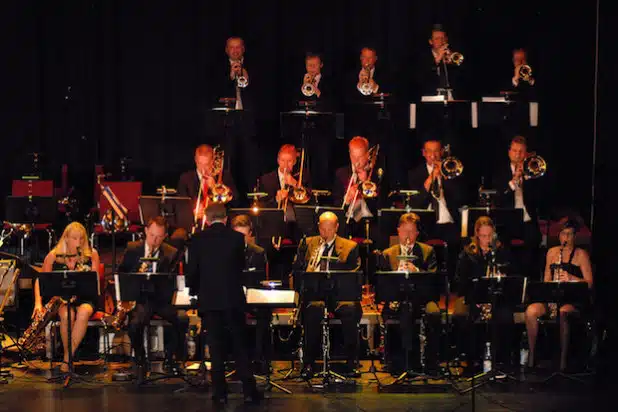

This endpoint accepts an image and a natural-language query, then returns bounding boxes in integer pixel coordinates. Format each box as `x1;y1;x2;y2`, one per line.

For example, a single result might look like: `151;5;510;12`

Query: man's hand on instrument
359;70;370;83
283;173;297;187
230;62;242;79
345;185;359;205
276;189;289;203
435;44;449;64
513;64;522;81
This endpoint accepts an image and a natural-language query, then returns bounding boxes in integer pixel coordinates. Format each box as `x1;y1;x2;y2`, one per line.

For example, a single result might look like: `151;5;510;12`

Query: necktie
319;242;333;271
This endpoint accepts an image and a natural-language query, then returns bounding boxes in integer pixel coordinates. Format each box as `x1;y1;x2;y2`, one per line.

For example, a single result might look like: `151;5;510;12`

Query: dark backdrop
2;0;597;219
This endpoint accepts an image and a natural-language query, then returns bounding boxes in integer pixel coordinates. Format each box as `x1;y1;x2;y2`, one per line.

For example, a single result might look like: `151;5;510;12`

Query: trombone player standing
408;139;466;273
492;136;543;275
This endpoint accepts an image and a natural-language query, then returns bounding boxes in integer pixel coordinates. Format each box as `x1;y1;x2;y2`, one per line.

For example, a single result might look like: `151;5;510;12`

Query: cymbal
247;192;268;198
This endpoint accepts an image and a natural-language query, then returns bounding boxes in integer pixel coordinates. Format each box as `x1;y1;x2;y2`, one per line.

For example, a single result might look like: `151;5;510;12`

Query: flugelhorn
301;73;316;97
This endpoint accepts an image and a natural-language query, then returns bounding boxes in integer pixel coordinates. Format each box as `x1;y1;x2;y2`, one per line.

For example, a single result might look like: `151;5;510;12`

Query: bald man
293;211;362;379
177;144;239;207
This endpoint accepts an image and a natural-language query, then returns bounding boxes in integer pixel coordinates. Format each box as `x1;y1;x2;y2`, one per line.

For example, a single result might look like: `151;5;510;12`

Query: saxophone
18;297;62;353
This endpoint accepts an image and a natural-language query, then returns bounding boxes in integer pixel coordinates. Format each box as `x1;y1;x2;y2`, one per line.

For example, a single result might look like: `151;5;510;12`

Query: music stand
115;272;192;387
526;281;591;384
374;271;445;385
5;196;57;224
293;270;363;390
245;283;297;394
228;208;285;245
37;270;99;387
462;275;526;391
139;195;194;232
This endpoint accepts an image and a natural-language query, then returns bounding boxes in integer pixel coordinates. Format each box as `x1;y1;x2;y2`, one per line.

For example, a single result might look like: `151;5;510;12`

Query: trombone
344;144;380;224
438;144;463;179
522;153;546;180
208;147;234;204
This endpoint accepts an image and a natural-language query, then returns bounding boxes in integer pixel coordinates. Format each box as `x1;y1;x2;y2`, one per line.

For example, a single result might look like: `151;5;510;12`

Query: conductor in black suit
117;216;187;377
186;204;261;404
408;139;466;272
177;144;239;207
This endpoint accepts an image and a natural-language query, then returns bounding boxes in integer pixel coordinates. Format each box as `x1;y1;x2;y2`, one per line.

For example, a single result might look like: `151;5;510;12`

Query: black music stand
245;283;296;394
228;208;284;246
374;271;445;386
293;270;363;391
38;270;99;387
463;275;525;391
115;272;192;387
526;281;591;384
5;196;57;224
139;195;194;233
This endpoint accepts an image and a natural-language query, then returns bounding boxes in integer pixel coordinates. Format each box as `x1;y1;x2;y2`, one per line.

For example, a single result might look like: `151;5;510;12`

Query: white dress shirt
426;164;455;224
508;164;532;222
230;57;246;110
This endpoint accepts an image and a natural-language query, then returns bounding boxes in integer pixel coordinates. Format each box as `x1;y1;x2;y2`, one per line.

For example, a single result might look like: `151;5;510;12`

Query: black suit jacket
407;163;465;223
332;166;385;214
186;222;246;311
212;59;255;112
491;163;541;223
415;50;464;98
345;67;393;103
258;169;312;207
454;245;511;296
117;240;179;275
177;169;239;207
289;73;336;112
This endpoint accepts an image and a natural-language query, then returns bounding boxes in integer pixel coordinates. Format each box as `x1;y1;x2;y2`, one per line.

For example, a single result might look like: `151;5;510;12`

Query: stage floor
0;360;602;412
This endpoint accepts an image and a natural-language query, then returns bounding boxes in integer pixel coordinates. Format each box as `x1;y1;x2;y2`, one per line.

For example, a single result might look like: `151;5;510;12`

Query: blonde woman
33;222;100;372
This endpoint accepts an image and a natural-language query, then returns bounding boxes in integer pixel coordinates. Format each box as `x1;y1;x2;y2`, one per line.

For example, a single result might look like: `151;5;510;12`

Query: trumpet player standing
418;24;464;98
356;47;381;97
511;48;535;88
297;53;333;105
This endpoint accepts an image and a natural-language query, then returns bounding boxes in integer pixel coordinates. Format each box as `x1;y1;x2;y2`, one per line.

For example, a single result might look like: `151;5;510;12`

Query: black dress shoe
133;364;146;385
300;363;314;380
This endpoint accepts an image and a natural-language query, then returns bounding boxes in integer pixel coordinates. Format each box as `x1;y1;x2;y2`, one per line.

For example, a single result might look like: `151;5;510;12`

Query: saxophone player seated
293;211;361;379
33;222;101;373
377;213;441;373
117;216;187;379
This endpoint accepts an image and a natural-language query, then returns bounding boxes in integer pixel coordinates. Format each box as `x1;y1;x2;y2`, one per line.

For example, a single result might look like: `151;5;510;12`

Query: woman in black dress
33;222;101;371
525;219;593;370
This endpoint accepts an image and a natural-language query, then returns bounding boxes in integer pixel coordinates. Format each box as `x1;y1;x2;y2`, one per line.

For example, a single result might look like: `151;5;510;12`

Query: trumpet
444;49;464;66
301;73;316;97
519;64;533;82
232;61;248;88
359;64;374;96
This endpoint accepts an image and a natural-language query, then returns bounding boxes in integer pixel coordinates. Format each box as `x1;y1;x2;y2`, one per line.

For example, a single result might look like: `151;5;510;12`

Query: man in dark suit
408;138;466;273
378;213;441;373
292;211;362;378
416;25;465;99
509;48;536;97
177;144;239;209
291;53;335;111
117;216;186;379
332;136;385;240
492;135;542;276
186;204;261;404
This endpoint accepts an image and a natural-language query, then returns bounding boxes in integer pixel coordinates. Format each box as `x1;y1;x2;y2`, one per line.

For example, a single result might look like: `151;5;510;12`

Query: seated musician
454;216;515;365
332;136;382;239
294;211;361;379
231;214;270;373
524;219;593;371
408;138;465;272
117;216;187;378
177;144;238;209
378;212;440;373
258;144;311;242
33;222;101;372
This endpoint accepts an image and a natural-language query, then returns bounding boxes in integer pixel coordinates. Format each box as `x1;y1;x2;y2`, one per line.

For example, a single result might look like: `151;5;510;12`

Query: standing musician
511;48;536;90
117;217;187;377
258;144;311;240
454;216;515;365
332;136;383;238
33;222;101;373
296;53;333;108
408;138;465;272
293;211;361;379
217;36;252;111
417;24;464;99
492;136;542;274
524;219;593;371
177;144;238;210
186;204;261;404
377;213;440;372
353;47;387;98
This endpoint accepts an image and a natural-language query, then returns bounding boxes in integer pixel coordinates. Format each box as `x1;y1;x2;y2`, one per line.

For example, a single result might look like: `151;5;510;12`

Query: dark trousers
128;302;188;364
202;309;256;397
303;301;361;366
252;308;272;362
